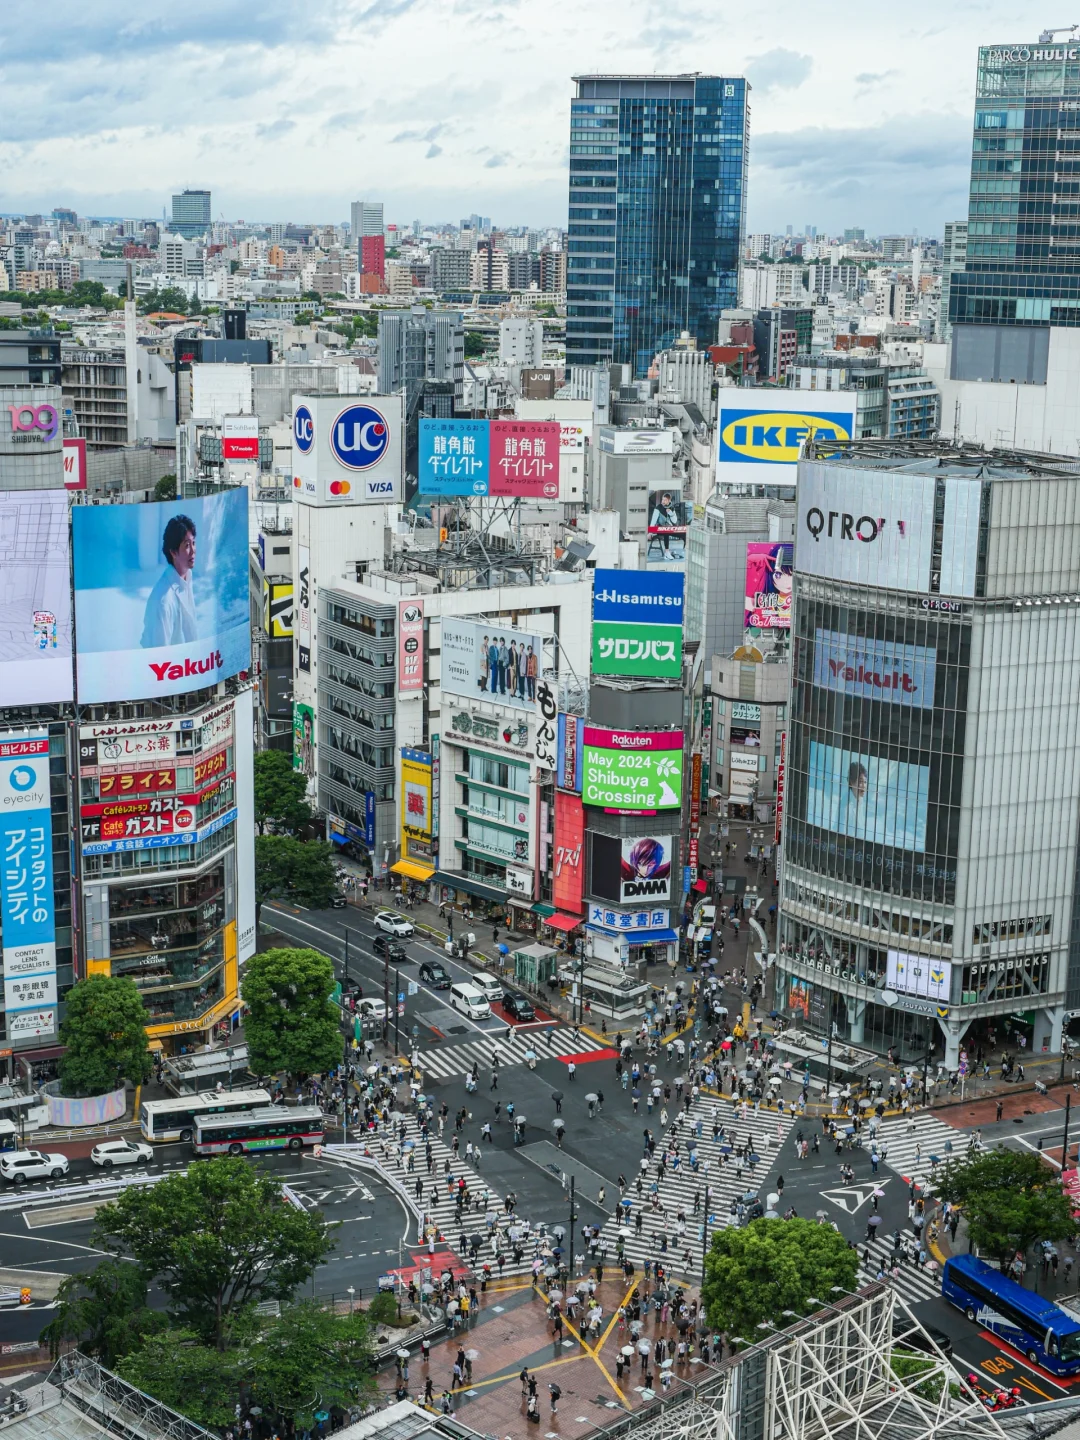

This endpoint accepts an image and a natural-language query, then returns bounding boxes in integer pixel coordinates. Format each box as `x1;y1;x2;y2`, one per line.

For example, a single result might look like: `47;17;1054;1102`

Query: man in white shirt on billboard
141;513;198;648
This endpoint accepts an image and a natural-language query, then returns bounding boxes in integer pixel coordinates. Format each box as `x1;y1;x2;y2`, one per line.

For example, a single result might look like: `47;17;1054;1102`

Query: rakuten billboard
582;727;684;813
72;489;250;703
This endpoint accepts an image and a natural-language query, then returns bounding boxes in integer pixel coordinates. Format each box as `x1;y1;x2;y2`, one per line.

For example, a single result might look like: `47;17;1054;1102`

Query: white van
448;982;491;1020
469;973;502;1005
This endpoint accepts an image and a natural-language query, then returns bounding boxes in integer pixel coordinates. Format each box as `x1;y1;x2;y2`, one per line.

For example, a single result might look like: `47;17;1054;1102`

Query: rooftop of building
805;436;1080;481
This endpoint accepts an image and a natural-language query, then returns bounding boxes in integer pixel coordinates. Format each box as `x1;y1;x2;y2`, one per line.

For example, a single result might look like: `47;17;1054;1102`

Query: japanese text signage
415;419;559;498
557;713;583;793
591;567;684;680
582;727;684;814
535;679;557;773
553;791;585;917
0;736;57;1035
398;599;425;694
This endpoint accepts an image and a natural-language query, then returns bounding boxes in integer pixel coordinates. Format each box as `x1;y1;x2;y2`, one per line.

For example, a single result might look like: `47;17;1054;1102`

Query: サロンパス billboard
813;629;937;709
744;542;793;631
717;393;856;486
0;489;73;705
620;835;673;903
582;727;684;813
591;568;683;680
72;489;250;703
592;621;681;679
441;618;542;711
806;740;929;852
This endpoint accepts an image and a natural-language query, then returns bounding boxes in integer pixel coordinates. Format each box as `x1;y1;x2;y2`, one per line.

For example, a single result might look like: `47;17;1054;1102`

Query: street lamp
347;1286;355;1316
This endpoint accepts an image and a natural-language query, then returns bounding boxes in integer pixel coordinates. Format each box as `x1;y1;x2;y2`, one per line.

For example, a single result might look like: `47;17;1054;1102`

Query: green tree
464;330;487;358
39;1258;161;1366
117;1330;240;1427
938;1148;1076;1268
58;976;154;1097
249;1302;375;1424
241;947;342;1078
153;473;177;502
254;835;336;917
253;748;311;834
702;1218;859;1343
96;1157;333;1350
294;311;314;326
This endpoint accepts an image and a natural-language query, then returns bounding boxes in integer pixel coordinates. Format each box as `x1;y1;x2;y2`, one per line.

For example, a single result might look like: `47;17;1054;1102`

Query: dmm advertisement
441;618;542;710
620;835;673;903
717;393;856;487
553;791;585;916
813;629;937;709
745;542;793;631
0;735;57;1033
72;489;250;703
806;740;929;852
0;489;73;705
582;727;684;813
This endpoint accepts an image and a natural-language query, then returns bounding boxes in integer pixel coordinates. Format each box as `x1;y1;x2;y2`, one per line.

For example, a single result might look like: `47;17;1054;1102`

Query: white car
373;910;414;937
0;1150;69;1185
91;1139;154;1169
358;997;389;1020
468;973;503;1005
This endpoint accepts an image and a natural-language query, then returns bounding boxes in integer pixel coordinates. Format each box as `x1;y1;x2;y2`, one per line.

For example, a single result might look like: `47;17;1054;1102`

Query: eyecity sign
582;727;684;813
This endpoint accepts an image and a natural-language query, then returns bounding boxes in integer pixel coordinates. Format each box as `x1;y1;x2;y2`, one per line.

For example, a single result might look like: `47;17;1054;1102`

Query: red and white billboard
62;437;86;490
553;791;584;917
398;599;424;694
222;415;260;461
775;731;786;845
489;420;560;499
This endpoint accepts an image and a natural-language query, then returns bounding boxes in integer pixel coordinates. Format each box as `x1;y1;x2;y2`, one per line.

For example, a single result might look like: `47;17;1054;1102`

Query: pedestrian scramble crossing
855;1230;942;1306
415;1025;589;1083
592;1097;795;1279
869;1112;975;1193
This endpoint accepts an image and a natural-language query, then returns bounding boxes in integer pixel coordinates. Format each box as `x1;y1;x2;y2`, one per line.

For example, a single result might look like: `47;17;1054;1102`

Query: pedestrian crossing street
855;1231;942;1305
870;1113;974;1193
415;1026;589;1083
592;1097;795;1279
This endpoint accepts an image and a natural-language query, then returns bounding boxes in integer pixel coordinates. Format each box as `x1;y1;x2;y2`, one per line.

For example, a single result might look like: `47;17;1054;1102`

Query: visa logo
718;409;853;465
365;479;396;496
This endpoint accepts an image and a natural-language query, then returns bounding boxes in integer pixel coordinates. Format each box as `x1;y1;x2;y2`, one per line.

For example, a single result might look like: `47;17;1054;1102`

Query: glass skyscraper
950;40;1080;379
566;74;748;379
170;189;212;240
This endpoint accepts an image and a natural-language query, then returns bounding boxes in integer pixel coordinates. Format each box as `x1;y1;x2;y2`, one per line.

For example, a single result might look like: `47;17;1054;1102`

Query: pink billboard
398;598;424;693
745;542;793;630
489;421;560;498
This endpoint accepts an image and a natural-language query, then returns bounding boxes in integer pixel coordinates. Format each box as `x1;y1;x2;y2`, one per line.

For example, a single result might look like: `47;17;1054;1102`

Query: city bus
139;1088;272;1143
942;1254;1080;1376
192;1106;325;1156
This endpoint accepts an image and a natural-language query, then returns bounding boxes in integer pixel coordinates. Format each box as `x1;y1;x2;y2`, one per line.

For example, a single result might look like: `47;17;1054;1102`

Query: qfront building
778;439;1080;1068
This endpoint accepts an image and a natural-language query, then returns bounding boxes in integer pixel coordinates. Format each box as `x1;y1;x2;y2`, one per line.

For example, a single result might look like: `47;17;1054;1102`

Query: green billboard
582;726;684;811
592;619;682;679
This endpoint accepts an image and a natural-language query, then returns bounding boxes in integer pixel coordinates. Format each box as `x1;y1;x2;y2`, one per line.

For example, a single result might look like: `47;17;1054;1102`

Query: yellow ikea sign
718;409;853;465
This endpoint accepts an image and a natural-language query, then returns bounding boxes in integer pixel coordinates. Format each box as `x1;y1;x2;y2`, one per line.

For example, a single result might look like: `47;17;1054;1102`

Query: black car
419;961;451;989
373;935;408;962
502;991;536;1022
891;1317;953;1357
330;892;348;909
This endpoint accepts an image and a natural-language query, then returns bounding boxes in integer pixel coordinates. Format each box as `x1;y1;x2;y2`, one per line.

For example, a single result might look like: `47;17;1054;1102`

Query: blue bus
942;1254;1080;1376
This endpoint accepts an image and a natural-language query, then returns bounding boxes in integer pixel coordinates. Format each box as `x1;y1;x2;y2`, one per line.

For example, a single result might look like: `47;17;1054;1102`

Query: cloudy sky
0;0;1029;234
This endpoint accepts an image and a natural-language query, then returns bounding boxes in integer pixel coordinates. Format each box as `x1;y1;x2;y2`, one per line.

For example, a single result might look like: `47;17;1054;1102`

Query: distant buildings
170;189;211;239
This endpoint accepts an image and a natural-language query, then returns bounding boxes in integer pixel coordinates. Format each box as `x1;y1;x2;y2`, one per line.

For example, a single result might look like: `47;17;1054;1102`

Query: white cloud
0;0;1013;232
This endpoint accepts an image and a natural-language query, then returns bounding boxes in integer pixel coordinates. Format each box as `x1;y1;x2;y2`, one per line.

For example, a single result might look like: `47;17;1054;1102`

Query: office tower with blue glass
566;73;748;378
170;189;212;240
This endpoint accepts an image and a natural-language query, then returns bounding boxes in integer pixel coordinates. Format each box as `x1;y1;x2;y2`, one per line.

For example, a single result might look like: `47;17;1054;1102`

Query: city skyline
0;0;1031;232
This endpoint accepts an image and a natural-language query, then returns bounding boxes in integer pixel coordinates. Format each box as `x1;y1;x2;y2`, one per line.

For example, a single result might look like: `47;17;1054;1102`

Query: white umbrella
769;1076;783;1087
586;1092;599;1104
637;1339;651;1354
397;1348;410;1358
660;1358;674;1369
621;1345;635;1357
465;1348;480;1361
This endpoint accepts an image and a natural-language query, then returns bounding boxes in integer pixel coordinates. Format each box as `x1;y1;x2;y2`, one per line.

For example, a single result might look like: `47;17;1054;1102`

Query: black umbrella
552;1090;564;1102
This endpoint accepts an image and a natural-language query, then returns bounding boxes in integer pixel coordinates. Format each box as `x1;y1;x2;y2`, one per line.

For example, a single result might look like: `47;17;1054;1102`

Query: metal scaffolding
48;1351;215;1440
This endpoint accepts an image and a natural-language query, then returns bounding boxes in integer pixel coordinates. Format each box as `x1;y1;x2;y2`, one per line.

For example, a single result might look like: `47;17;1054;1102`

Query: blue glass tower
566;74;748;379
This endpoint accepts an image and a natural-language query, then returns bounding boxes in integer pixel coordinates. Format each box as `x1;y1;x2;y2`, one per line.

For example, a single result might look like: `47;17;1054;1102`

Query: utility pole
1064;1093;1072;1175
343;928;350;990
382;954;389;1045
825;1016;835;1096
569;1175;576;1278
394;966;401;1053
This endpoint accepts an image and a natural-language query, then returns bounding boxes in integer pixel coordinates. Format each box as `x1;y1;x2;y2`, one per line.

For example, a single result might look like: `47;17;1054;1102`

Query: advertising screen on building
263;582;293;637
72;489;250;703
620;835;672;903
557;714;583;793
416;419;559;498
813;629;937;709
398;599;424;694
582;727;684;813
0;735;57;1037
553;791;584;915
441;618;542;711
401;748;432;847
646;489;690;564
296;543;311;673
62;437;86;491
806;740;929;852
745;542;793;631
291;394;403;506
886;949;952;1002
593;568;684;624
418;419;490;496
0;489;73;705
293;703;315;780
797;463;982;597
718;393;856;487
592;621;682;679
221;415;260;461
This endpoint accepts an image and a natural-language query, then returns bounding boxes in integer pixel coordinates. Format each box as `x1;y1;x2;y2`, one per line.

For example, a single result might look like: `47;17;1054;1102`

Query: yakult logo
8;404;59;443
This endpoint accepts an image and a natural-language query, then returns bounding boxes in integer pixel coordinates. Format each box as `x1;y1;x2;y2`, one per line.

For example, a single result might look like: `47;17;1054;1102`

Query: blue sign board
364;791;376;848
592;568;685;623
0;735;57;1025
418;419;490;496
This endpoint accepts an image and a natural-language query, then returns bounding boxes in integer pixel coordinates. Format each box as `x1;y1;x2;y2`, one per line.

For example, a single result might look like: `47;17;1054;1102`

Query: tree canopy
253;749;311;834
702;1218;859;1342
58;976;154;1098
40;1258;162;1367
240;947;342;1079
254;835;337;916
938;1147;1075;1265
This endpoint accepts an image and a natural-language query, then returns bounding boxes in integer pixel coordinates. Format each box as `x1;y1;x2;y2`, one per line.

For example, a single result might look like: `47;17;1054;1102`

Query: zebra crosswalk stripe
416;1026;585;1082
870;1114;973;1191
855;1231;941;1305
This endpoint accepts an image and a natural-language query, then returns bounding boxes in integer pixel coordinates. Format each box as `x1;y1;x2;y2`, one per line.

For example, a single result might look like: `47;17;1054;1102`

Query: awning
693;878;708;893
542;912;582;932
587;925;679;944
532;903;557;918
331;833;350;847
433;871;507;904
391;859;435;882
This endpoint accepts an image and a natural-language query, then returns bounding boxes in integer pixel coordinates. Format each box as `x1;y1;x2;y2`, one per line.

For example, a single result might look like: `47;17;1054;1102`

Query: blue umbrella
632;1087;641;1099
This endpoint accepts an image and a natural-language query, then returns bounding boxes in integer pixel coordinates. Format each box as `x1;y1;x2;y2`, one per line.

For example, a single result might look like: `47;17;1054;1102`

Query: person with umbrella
552;1089;563;1114
866;1214;883;1241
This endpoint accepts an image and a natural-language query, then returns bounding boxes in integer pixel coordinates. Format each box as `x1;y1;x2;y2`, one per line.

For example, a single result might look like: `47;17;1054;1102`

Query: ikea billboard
717;393;856;488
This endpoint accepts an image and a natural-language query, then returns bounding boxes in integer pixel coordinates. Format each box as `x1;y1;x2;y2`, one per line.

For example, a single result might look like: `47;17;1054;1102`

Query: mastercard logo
329;480;352;496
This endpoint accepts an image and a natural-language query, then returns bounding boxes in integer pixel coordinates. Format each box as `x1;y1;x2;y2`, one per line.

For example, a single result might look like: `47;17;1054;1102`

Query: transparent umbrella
465;1348;480;1361
552;1118;565;1131
621;1345;635;1357
586;1093;599;1104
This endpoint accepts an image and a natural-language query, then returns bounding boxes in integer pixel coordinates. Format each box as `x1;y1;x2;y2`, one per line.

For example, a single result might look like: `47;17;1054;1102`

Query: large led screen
806;740;929;852
0;490;73;704
72;489;250;702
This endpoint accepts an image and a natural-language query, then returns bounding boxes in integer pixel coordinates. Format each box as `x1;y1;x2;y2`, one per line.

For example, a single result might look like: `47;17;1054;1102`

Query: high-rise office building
938;221;968;342
565;73;748;378
377;306;464;407
170;189;211;239
949;40;1080;378
351;201;384;239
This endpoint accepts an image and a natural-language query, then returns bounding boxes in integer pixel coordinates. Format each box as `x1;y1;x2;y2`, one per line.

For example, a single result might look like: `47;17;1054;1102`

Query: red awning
543;912;582;932
692;878;708;893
